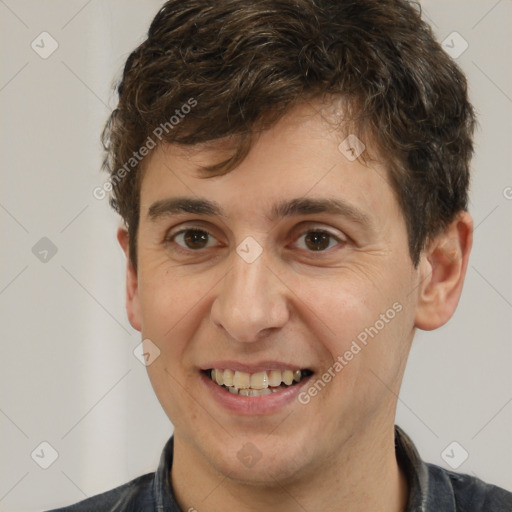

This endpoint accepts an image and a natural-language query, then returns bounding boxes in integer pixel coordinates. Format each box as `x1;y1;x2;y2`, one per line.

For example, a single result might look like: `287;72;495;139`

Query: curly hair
102;0;475;269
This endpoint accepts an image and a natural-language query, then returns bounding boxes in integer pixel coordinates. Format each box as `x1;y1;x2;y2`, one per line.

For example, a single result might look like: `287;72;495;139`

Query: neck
171;421;408;512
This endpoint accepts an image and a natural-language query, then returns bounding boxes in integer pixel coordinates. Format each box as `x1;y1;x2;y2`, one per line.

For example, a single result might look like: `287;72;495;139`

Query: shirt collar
153;434;181;512
395;425;456;512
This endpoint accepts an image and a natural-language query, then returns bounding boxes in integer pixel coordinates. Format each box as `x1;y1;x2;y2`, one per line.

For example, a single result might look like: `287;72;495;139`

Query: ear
117;228;142;332
414;211;473;330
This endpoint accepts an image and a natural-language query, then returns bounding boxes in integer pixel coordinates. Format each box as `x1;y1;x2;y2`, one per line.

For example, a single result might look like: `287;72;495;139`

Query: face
124;101;422;484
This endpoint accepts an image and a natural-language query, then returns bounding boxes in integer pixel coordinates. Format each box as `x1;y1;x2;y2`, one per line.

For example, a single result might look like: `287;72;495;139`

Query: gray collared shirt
48;425;512;511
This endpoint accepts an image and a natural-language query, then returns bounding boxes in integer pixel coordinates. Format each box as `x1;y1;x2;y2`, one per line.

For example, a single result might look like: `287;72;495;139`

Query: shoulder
426;463;512;512
45;472;156;512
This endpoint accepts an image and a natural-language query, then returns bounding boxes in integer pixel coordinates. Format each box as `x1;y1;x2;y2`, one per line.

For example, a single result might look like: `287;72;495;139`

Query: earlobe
414;211;473;331
117;228;142;332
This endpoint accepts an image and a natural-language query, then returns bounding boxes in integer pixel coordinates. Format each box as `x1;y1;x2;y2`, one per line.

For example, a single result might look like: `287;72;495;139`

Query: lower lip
200;372;312;416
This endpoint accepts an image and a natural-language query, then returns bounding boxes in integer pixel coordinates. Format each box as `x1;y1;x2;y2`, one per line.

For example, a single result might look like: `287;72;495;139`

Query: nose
210;249;290;343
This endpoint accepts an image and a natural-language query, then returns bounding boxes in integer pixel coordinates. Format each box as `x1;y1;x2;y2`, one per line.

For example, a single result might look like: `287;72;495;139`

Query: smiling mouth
204;368;313;397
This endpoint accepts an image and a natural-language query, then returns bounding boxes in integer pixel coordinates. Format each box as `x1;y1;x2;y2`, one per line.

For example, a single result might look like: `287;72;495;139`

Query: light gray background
0;1;511;510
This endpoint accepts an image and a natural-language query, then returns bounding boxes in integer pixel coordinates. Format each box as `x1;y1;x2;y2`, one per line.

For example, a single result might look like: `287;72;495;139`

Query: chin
202;430;316;485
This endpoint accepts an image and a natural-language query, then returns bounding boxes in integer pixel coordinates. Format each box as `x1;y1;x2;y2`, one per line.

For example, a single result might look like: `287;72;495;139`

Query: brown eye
295;230;342;252
172;229;216;250
304;232;331;251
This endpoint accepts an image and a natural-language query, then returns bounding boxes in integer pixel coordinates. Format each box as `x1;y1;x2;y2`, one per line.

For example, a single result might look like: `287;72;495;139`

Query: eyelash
165;226;346;254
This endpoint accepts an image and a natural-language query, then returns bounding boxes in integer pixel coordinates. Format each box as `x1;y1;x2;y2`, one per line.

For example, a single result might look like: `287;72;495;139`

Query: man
50;0;512;510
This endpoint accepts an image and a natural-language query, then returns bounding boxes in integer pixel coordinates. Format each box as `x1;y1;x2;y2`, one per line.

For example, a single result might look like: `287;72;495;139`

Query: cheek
137;267;207;352
138;270;212;427
294;271;388;347
297;266;413;377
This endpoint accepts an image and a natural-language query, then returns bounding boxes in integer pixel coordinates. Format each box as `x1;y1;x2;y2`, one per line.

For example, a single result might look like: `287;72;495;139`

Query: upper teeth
210;369;302;390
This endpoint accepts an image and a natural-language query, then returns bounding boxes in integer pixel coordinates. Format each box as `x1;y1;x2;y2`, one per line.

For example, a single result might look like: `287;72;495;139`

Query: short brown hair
102;0;475;269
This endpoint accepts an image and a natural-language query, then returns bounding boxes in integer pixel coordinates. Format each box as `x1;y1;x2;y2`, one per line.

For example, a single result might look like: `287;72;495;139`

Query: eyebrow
147;196;372;227
148;197;224;219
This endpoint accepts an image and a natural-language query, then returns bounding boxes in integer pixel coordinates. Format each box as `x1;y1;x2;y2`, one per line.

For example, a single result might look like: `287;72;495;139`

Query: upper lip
199;361;310;373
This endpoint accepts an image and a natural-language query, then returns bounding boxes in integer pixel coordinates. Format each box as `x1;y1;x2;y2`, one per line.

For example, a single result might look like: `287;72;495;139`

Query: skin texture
118;101;473;511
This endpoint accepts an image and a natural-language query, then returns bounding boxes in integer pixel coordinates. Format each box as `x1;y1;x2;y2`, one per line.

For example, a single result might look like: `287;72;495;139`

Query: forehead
139;101;399;226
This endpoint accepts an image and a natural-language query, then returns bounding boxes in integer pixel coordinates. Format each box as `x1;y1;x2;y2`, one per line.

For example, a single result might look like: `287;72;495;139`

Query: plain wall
0;1;510;510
